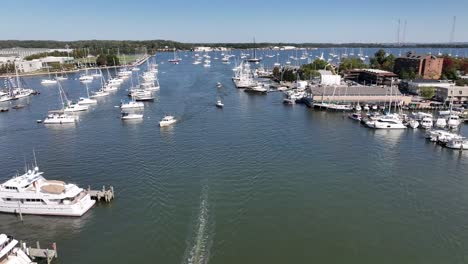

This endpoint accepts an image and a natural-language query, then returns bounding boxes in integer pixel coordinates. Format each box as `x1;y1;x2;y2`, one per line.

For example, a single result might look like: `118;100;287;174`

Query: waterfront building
394;52;444;80
0;47;73;59
319;70;341;86
310;85;412;105
434;86;468;105
343;69;398;86
399;79;453;95
14;60;43;73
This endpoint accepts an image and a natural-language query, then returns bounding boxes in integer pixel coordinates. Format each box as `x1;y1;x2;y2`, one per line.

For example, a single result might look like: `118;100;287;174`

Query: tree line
273;49;468;83
1;40;467;52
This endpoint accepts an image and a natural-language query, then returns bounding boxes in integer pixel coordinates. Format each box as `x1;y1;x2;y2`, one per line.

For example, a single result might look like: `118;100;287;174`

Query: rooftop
318;70;334;76
310;85;403;96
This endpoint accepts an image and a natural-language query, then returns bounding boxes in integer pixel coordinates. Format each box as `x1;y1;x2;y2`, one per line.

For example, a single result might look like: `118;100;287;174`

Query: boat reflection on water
0;211;93;242
367;128;406;147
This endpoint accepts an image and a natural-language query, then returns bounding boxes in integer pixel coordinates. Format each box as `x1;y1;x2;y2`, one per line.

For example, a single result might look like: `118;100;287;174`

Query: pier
21;240;58;264
87;186;115;202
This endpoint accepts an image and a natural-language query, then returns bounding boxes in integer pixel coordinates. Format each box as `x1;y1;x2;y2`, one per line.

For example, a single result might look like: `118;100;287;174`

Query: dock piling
87;185;115;203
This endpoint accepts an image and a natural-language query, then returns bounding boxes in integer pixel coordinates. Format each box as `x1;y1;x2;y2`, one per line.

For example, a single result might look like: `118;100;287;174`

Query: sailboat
55;66;68;80
43;82;78;124
168;48;181;64
41;62;57;85
77;82;98;105
247;38;262;63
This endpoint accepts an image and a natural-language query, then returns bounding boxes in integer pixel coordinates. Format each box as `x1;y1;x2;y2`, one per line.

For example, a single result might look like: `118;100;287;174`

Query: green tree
282;69;297;82
106;54;120;66
370;49;395;71
339;58;368;72
96;54;108;66
420;86;435;99
299;59;331;80
273;66;280;79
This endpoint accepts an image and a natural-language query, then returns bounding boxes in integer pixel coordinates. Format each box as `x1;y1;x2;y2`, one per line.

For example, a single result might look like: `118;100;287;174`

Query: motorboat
90;90;110;98
407;119;420;129
216;82;222;88
41;79;57;85
447;115;461;129
79;75;93;82
0;234;34;264
0;163;95;216
64;102;89;112
121;100;144;109
216;100;224;108
43;111;77;124
348;112;362;121
446;138;468;150
437;131;463;144
121;112;143;120
435;117;447;128
245;84;267;94
372;116;407;129
411;112;433;121
159;115;177;127
77;97;97;105
130;90;154;101
327;103;353;111
420;117;433;129
363;104;370;111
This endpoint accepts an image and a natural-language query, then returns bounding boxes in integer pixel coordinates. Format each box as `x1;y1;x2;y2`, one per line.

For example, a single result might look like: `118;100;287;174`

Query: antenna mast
397;19;401;46
449;16;456;43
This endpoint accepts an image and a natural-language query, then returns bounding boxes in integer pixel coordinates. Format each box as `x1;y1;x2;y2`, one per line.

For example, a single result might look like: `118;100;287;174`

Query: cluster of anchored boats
346;105;467;150
37;58;177;126
0;66;38;111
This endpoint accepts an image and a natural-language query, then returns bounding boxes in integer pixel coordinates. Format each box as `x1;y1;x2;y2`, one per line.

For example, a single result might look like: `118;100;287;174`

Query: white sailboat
43;82;77;124
41;62;57;85
77;82;97;105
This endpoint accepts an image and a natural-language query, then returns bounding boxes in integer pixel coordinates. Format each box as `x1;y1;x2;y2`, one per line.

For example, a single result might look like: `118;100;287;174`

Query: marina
0;49;468;264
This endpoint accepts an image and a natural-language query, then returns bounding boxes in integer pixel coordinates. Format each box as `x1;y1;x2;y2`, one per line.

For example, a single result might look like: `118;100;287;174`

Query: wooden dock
87;186;114;202
21;241;58;264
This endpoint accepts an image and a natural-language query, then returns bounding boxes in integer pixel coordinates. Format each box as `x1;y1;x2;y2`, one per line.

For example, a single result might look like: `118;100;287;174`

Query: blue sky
0;0;467;43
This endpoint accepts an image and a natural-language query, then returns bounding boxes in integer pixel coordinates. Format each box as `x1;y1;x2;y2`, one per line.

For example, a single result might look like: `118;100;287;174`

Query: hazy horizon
1;0;467;43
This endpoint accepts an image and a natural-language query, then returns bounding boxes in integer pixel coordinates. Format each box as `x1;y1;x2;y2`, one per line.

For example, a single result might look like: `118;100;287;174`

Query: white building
435;86;468;105
15;60;42;73
281;46;296;50
404;79;453;94
319;70;341;86
40;56;74;64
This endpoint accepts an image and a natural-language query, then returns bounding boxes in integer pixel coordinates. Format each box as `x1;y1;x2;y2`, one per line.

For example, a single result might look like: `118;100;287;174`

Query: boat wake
184;186;213;264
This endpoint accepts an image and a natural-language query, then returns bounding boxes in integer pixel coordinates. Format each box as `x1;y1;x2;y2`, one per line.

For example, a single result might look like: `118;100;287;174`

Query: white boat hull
0;194;95;216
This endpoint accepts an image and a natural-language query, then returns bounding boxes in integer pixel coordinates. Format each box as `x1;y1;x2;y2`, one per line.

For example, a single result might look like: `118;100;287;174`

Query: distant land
0;40;467;53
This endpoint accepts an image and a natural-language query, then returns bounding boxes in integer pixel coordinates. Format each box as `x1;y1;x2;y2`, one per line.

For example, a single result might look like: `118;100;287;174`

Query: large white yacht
0;165;95;216
372;116;407;129
0;234;34;264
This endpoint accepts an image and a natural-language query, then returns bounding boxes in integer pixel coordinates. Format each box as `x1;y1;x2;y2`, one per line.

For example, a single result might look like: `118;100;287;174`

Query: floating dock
87;186;114;202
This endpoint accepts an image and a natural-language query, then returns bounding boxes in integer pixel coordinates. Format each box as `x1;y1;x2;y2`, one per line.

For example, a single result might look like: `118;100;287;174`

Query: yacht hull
0;195;95;216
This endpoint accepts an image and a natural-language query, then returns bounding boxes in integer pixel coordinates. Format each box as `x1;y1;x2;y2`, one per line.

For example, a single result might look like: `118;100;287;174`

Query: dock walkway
87;186;114;202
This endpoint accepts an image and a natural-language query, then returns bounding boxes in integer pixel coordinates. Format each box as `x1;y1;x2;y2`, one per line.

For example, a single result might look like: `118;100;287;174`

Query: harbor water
1;50;468;264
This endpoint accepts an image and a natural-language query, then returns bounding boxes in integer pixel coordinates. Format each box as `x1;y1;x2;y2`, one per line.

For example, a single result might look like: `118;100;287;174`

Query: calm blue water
0;50;468;264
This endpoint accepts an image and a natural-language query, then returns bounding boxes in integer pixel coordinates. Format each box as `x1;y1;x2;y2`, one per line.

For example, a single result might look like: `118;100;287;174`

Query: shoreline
0;54;151;78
